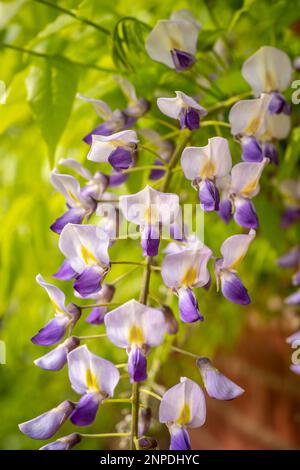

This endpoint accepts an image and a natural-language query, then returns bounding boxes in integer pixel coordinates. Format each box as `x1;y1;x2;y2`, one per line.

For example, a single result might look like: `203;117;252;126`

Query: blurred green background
0;0;300;450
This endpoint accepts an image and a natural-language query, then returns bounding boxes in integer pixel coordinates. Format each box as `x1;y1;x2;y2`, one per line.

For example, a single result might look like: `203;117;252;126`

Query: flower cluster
19;10;294;450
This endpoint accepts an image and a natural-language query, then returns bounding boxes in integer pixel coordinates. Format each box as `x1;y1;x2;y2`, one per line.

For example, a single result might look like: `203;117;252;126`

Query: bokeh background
0;0;300;450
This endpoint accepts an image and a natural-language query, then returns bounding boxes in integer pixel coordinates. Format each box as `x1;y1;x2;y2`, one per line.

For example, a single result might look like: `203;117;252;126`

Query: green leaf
26;57;78;167
197;28;225;51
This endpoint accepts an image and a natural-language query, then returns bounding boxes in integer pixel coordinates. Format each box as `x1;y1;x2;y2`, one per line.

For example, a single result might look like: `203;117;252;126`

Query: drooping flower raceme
159;377;206;450
196;357;244;400
157;91;207;130
215;229;255;305
242;46;292;114
120;185;180;256
218;159;267;228
181;137;232;212
145;12;200;71
104;299;167;383
68;345;120;426
161;243;212;322
50;170;99;234
87;130;138;173
31;274;81;346
58;224;110;297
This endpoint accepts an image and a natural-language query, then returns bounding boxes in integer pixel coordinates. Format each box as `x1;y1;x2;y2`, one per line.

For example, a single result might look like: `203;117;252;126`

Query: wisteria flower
68;345;120;426
161;244;212;322
104;299;167;383
85;284;115;325
157;91;207;130
145;12;200;71
58;224;110;297
40;433;81;451
31;275;81;346
120;185;180;256
219;159;267;228
114;76;150;118
87;130;138;172
19;400;75;440
181;137;232;211
34;336;80;371
159;377;206;450
242;46;292;113
58;158;108;200
196;357;244;400
78;94;135;145
50;171;99;234
279;178;300;228
215;229;255;305
284;290;300;306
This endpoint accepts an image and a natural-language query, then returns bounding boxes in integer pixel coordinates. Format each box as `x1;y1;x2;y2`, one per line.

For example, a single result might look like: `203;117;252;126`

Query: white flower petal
51;170;82;207
87;130;138;163
36;274;66;314
230;159;267;199
242;46;292;95
58;159;92;180
229;94;271;137
157;91;207;120
77;93;113;119
219;229;256;271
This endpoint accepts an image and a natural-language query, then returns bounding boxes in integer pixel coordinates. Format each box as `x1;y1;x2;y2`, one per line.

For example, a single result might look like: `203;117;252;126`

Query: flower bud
138;437;158;450
161;305;179;335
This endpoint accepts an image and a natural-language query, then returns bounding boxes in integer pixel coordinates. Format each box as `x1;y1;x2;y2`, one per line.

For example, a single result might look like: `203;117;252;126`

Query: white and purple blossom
104;299;167;383
58;224;110;297
40;433;81;451
196;357;244;400
19;400;75;440
242;46;292;114
114;76;150;118
161;244;212;322
157;91;207;130
67;345;120;426
181;137;232;212
215;229;255;305
50;170;99;234
31;275;81;346
159;377;206;450
87;130;138;172
34;336;80;371
145;12;200;71
120;185;180;256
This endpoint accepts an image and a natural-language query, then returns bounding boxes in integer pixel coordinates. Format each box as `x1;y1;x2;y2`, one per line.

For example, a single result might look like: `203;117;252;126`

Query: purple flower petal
218;199;232;224
171;49;196;71
108;147;133;172
234;199;259;229
40;433;81;451
285;290;300;305
221;272;250;305
277;247;300;268
262;142;278;165
281;208;300;228
34;337;80;371
241;137;263;163
108;172;129;187
138;407;152;437
31;315;70;346
86;307;107;325
178;287;204;323
199;180;220;212
292;271;300;287
170;425;191;450
50;208;85;235
73;267;102;297
128;346;148;383
268;92;291;115
140;225;160;257
290;364;300;375
70;393;101;426
53;260;77;281
149;160;165;180
179;107;200;130
19;400;74;440
83;121;115;145
197;357;244;400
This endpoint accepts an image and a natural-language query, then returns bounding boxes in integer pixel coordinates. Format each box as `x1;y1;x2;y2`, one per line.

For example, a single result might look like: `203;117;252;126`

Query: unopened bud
162;305;179;335
138;437;158;450
138;407;152;436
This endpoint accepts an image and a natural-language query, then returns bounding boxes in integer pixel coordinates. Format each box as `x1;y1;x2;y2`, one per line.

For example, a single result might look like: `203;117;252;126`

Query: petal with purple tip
241;136;263;162
73;267;102;297
268;92;291;115
178;288;203;323
284;290;300;305
34;337;79;371
140;224;160;257
199;179;220;212
53;260;77;281
70;393;101;426
234;199;259;229
128;346;148;383
171;49;196;71
197;357;244;400
86;307;107;325
31;315;70;346
50;208;85;235
40;433;81;450
218;199;232;224
108;147;133;172
220;272;250;305
179;107;200;130
169;425;191;450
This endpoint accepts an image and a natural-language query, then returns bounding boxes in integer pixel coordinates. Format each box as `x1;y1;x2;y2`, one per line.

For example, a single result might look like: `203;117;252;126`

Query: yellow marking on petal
181;267;197;288
199;159;216;179
51;300;64;314
81;245;98;265
176;403;191;426
144;205;159;224
228;254;245;270
86;368;100;392
129;325;145;347
245;116;261;135
67;190;79;204
240;178;258;197
265;69;276;92
170;38;181;50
